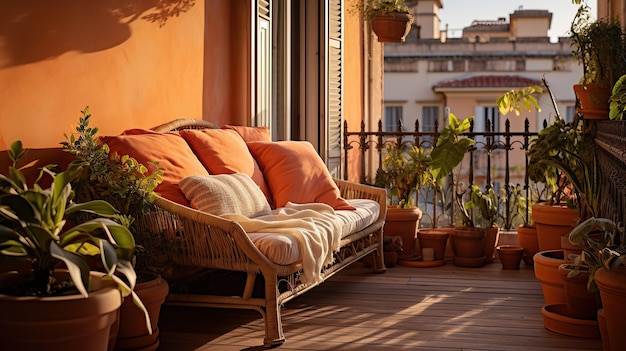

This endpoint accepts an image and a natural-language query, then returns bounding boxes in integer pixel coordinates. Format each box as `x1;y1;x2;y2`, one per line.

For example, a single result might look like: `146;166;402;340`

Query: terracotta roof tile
434;75;543;89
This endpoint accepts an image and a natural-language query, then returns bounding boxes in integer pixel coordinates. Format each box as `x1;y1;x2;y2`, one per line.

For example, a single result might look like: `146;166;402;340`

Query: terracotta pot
558;264;602;320
371;12;412;43
483;226;500;264
0;271;122;351
532;203;578;251
533;250;566;305
542;304;600;338
597;309;610;351
595;266;626;351
496;245;525;270
561;236;583;263
452;227;485;258
384;206;422;260
114;274;169;351
573;83;611;120
517;225;539;265
417;229;449;261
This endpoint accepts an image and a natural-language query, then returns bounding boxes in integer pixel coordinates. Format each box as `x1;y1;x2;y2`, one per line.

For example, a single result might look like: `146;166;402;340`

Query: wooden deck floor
157;261;602;351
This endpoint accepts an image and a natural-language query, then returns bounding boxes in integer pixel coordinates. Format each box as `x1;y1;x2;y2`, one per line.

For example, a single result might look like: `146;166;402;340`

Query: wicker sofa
105;119;387;346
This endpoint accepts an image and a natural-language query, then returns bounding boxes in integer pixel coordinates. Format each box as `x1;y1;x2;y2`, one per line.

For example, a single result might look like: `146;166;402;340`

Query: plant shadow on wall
0;0;195;68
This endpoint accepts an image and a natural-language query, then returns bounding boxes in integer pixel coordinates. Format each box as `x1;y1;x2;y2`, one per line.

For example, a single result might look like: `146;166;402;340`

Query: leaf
66;200;120;217
50;241;90;297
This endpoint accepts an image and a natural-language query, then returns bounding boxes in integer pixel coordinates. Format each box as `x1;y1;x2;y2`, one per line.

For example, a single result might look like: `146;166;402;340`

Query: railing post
504;119;512;228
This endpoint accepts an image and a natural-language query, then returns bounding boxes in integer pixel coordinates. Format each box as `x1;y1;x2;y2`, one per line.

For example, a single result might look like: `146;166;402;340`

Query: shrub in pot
61;108;168;350
0;141;149;351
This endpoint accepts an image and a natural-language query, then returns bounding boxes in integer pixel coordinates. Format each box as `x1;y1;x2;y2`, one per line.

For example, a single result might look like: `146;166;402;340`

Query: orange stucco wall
0;1;208;151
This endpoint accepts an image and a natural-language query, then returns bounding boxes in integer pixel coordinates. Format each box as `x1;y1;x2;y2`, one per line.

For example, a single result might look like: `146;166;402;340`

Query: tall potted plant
61;108;169;351
375;142;430;261
358;0;413;43
570;1;626;119
0;141;149;351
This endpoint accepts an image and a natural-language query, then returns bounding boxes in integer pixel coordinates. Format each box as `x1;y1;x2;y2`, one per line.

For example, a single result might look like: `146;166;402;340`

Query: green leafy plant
497;85;543;116
429;113;475;185
568;217;626;292
458;184;498;228
61;107;163;216
499;183;529;229
376;143;431;208
356;0;412;24
61;107;165;279
375;113;475;210
609;73;626;120
499;78;598;219
570;1;626;87
0;141;140;302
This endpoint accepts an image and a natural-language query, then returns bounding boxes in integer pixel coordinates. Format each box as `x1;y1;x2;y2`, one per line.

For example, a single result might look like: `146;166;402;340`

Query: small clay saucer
398;259;446;268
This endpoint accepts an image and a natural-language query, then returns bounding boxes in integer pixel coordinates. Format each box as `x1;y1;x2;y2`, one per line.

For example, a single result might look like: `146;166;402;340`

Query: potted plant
0;141;149;351
450;184;498;268
375;113;474;264
568;217;626;347
523;78;602;251
570;0;626;119
358;0;413;43
375;142;430;261
61;108;169;350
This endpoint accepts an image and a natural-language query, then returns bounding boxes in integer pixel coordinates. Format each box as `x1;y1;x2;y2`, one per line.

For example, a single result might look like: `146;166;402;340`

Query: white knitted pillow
179;173;272;218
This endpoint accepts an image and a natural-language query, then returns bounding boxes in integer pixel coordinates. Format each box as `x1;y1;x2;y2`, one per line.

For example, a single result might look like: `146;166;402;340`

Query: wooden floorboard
158;261;602;351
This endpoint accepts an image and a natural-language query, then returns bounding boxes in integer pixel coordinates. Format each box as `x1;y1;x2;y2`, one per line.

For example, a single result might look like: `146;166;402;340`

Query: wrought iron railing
594;120;626;227
343;118;540;230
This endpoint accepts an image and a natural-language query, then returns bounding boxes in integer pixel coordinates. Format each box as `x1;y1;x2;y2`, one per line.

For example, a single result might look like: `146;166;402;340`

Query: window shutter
326;0;343;178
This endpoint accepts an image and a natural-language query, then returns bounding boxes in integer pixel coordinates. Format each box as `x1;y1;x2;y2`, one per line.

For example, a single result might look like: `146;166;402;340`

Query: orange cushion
222;125;271;142
100;129;209;206
178;129;273;205
247;141;355;210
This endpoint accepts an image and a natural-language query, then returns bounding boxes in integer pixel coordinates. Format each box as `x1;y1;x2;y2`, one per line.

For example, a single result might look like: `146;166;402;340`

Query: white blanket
222;202;342;284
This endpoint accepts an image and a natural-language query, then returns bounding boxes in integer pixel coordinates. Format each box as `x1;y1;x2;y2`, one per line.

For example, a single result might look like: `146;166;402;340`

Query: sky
440;0;597;42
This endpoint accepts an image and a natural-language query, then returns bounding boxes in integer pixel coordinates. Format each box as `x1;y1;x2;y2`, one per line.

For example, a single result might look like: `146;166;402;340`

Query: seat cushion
247;141;355;211
247;199;379;265
180;173;272;218
335;199;381;238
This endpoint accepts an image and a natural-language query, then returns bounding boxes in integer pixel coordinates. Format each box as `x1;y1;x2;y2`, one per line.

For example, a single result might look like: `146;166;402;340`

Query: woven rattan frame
141;118;386;346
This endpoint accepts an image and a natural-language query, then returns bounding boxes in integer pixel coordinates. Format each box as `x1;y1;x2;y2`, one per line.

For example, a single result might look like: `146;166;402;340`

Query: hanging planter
372;11;413;43
573;83;611;120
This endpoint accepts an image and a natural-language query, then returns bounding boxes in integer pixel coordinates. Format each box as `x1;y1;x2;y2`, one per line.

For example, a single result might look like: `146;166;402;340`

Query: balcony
157;264;602;350
153;118;622;350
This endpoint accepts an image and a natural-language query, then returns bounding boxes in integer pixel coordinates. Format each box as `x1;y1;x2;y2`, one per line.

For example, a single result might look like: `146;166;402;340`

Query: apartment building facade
382;0;583;190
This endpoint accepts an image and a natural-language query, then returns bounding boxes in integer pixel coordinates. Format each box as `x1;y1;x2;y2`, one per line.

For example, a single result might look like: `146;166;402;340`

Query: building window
384;106;403;131
473;106;500;148
421;106;439;146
